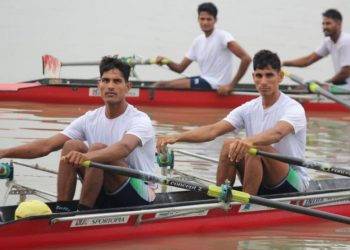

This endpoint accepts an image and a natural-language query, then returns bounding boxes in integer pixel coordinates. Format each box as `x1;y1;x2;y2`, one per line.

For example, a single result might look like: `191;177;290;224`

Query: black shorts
94;178;152;209
189;76;212;89
258;166;304;195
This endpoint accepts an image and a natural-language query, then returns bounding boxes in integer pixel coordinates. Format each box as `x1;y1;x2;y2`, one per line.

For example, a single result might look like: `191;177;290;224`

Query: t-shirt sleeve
186;37;199;61
61;115;86;141
221;30;235;47
315;39;329;57
126;114;155;146
280;103;306;134
338;43;350;67
223;103;246;130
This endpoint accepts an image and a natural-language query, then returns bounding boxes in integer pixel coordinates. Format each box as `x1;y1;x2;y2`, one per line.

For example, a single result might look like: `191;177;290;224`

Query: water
1;0;350;83
1;102;350;249
1;0;350;248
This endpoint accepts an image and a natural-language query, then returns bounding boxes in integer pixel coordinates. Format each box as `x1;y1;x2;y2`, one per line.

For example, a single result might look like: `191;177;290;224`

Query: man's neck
331;30;341;43
105;101;128;119
204;29;214;37
262;91;281;109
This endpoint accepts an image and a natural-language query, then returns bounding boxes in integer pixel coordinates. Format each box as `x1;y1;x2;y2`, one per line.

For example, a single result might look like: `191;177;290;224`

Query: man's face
322;17;341;37
252;66;283;97
98;68;130;105
198;11;216;33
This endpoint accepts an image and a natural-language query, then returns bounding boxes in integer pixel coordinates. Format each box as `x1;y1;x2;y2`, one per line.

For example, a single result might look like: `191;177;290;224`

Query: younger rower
157;49;309;195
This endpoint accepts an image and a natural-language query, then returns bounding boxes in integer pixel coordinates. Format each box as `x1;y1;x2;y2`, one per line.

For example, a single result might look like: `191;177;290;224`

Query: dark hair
253;50;281;71
99;55;131;81
198;2;218;18
323;9;342;22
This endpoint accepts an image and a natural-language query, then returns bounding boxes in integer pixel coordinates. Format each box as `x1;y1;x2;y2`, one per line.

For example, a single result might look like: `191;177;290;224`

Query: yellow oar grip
248;147;258;156
0;166;7;175
81;160;91;168
161;59;171;65
207;185;251;204
282;69;290;77
308;82;320;93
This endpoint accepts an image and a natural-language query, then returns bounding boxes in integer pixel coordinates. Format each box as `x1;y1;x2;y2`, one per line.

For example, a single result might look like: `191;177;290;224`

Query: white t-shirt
224;92;310;187
186;29;235;89
61;104;156;175
315;32;350;89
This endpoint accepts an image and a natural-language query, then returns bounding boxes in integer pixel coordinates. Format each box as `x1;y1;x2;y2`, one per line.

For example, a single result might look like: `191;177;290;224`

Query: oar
42;54;170;78
82;160;350;225
174;149;219;163
283;69;350;110
248;148;350;177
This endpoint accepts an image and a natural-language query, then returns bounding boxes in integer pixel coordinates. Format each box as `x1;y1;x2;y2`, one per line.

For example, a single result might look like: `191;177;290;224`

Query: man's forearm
230;56;251;87
0;140;54;159
326;66;350;84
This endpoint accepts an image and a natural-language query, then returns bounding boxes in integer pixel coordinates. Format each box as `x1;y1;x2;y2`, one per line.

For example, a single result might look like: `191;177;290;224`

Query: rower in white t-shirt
283;9;350;90
157;50;310;196
0;56;156;212
153;2;251;96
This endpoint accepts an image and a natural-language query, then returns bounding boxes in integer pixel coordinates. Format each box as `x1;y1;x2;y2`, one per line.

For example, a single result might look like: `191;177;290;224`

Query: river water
1;0;350;249
0;102;350;249
1;0;350;83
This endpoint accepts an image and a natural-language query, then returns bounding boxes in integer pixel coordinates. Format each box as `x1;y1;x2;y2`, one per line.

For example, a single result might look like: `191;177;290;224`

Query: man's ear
126;81;132;91
279;70;284;80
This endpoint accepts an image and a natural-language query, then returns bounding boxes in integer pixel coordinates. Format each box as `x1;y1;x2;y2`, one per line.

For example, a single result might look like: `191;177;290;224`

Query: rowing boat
1;78;350;112
1;179;350;249
1;54;349;112
1;160;350;249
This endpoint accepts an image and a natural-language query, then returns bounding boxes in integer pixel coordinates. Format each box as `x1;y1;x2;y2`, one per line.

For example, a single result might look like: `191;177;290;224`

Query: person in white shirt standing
157;50;309;195
153;2;251;95
283;9;350;90
0;56;156;212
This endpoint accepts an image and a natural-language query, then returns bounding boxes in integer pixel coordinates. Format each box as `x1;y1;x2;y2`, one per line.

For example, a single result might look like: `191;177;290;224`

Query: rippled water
1;102;350;248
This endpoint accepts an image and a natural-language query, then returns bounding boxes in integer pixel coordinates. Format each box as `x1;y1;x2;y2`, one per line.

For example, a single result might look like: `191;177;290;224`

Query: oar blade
42;54;61;78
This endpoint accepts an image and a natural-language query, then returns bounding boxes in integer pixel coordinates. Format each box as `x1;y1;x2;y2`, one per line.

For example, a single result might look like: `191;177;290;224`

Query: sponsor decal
70;215;129;227
155;210;208;219
88;88;139;97
126;88;140;97
303;197;350;207
89;88;100;97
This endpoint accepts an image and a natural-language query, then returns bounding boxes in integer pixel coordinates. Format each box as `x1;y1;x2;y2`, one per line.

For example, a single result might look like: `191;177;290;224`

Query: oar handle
248;148;303;165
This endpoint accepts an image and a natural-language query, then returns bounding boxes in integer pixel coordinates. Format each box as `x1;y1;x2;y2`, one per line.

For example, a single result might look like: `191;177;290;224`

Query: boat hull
2;204;350;249
1;79;350;112
2;178;350;249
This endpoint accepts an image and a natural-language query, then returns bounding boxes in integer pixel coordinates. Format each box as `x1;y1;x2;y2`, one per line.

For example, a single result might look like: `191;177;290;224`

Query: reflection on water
53;221;350;250
1;102;350;248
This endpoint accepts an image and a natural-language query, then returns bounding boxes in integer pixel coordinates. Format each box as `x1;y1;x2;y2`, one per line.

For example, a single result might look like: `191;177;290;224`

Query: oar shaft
62;62;99;66
283;70;350;110
248;148;350;177
82;161;350;225
83;161;208;192
250;196;350;224
174;149;218;163
309;82;350;109
60;58;169;67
